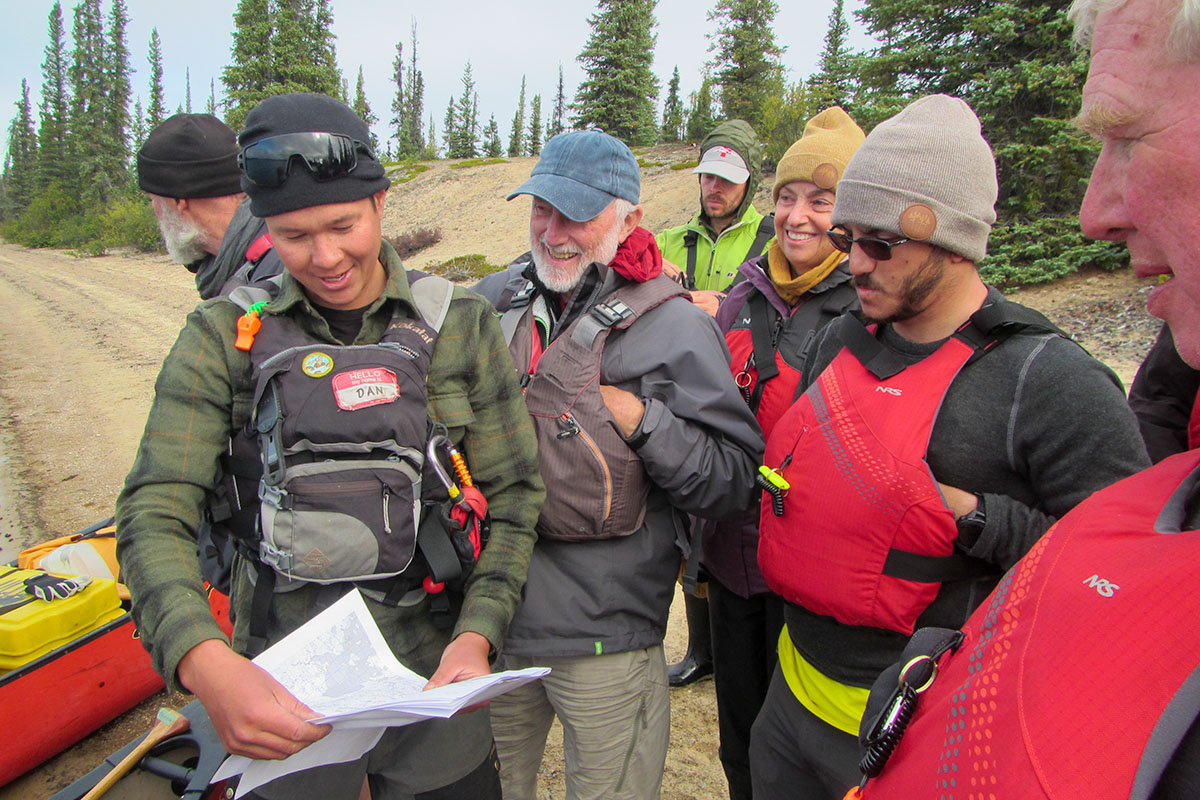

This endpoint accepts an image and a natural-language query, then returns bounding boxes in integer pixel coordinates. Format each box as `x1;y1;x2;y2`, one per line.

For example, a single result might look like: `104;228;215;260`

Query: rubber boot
668;592;714;687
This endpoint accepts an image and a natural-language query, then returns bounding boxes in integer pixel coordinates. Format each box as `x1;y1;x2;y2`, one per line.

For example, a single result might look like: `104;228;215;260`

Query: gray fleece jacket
475;256;764;658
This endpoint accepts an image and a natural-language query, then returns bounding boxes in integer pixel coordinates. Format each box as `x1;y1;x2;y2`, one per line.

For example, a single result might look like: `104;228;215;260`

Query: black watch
955;493;987;549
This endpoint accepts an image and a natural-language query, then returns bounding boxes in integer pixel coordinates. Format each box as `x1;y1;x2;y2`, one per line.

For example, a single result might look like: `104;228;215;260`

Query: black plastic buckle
590;299;633;327
509;281;535;309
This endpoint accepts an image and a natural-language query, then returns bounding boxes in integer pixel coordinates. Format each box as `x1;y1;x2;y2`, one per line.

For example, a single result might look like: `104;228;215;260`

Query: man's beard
157;204;210;265
854;249;947;326
529;223;622;293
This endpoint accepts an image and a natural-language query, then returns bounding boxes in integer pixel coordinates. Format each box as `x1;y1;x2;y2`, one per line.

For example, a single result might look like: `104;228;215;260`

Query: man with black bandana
137;113;271;299
117;93;543;800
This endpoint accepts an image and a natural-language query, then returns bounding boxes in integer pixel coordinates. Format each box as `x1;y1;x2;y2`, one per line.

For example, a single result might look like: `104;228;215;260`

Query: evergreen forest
0;0;1127;285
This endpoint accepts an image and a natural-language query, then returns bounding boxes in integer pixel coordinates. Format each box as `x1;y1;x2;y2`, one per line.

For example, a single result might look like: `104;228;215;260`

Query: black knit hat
238;93;389;217
137;113;241;198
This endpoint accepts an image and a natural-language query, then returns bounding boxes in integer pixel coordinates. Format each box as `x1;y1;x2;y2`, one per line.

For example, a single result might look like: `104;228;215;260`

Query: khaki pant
490;646;670;800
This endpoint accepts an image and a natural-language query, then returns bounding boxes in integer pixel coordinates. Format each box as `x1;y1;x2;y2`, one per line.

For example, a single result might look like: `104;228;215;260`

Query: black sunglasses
238;132;372;187
826;227;911;261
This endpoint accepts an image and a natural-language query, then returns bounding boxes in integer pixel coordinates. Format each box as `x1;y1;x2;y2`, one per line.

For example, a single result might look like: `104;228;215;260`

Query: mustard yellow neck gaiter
766;241;845;306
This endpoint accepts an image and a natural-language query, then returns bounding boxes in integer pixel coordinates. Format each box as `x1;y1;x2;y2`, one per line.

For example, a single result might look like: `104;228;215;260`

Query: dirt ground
0;149;1164;798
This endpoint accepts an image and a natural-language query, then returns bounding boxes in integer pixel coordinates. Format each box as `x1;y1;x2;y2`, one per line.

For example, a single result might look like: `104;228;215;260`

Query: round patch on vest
812;163;839;190
899;204;937;240
302;352;334;378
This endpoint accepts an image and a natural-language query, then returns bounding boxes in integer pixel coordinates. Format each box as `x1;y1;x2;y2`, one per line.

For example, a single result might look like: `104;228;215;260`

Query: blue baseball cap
507;130;641;222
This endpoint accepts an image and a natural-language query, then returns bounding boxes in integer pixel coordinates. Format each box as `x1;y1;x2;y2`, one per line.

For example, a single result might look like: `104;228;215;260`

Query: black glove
24;573;92;602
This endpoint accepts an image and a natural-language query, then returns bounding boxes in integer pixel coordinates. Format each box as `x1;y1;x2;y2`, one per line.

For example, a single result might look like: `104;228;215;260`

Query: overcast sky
1;0;877;150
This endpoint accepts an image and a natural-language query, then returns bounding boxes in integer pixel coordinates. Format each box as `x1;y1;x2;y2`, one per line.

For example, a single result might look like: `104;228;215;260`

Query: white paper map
211;589;549;797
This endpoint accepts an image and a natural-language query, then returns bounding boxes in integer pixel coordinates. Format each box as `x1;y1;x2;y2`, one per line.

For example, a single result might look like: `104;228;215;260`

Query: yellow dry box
0;567;124;673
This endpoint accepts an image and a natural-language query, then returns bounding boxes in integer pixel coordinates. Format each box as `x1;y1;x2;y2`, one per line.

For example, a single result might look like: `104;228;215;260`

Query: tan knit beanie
831;94;997;262
772;106;865;203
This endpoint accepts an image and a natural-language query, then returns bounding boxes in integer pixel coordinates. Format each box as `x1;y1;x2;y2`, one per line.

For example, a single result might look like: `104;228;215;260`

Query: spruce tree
483;114;502;158
685;71;717;141
69;0;109;203
3;80;39;216
389;40;407;156
441;95;455;157
706;0;785;131
222;0;341;128
131;95;145;153
102;0;133;195
808;0;853;111
527;94;542;156
37;2;70;190
661;66;684;143
854;0;1118;284
548;64;566;139
146;28;166;131
305;0;342;97
404;22;424;156
185;67;192;113
222;0;272;129
352;66;378;150
423;114;437;159
572;0;660;145
508;76;525;158
206;79;217;115
447;62;479;158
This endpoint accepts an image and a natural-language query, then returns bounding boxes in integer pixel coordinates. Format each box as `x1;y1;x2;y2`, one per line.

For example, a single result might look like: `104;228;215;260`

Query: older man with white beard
137;113;272;299
474;129;763;800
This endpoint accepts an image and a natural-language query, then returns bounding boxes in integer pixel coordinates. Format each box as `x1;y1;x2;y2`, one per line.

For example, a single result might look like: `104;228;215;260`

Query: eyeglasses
826;227;911;261
238;132;372;187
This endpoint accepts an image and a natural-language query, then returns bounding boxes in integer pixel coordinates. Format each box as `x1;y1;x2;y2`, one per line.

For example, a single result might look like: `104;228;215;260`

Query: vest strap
747;291;781;414
747;214;775;261
683;229;699;289
881;548;994;583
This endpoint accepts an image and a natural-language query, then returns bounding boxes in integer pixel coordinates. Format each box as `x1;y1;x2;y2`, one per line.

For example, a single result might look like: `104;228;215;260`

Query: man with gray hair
475;130;763;799
137;113;272;298
748;94;1147;799
839;2;1200;797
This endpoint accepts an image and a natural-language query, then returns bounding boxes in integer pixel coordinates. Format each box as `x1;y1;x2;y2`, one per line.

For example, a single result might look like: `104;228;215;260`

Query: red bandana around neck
609;226;663;283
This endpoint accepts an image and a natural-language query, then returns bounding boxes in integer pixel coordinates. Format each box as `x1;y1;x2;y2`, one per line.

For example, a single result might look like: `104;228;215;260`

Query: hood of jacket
699;119;764;229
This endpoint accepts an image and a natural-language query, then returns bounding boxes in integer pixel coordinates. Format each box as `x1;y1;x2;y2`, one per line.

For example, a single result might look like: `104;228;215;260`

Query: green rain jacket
657;119;774;291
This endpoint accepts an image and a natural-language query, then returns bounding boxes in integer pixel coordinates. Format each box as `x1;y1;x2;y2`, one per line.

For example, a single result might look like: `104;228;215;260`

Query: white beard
157;204;210;265
529;223;622;293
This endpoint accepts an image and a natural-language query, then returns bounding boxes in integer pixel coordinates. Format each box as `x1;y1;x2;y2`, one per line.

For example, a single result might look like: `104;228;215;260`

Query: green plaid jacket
116;242;543;690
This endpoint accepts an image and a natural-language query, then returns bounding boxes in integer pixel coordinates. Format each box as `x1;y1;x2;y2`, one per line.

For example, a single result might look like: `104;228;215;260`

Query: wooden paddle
81;706;190;800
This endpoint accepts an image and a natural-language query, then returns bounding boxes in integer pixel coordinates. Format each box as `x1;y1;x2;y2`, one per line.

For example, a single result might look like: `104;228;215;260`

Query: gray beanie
831;95;997;262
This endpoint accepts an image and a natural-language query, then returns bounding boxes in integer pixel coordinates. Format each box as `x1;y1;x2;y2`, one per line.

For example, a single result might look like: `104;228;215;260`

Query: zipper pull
382;487;392;534
557;412;581;439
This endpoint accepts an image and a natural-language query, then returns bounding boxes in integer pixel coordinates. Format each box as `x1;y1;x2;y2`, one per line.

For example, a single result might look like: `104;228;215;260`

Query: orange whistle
235;312;262;351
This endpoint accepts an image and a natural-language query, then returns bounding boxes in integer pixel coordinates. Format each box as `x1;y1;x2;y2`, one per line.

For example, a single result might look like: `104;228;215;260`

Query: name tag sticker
332;368;400;410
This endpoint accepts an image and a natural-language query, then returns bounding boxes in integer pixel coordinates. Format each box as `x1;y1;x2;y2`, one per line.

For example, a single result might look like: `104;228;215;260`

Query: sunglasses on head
238;132;372;187
826;227;911;261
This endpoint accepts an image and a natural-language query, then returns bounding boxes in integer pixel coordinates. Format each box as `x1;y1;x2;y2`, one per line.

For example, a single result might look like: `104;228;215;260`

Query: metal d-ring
898;654;938;694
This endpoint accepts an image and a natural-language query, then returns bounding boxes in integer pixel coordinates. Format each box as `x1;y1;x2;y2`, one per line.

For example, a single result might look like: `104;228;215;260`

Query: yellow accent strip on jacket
777;625;870;736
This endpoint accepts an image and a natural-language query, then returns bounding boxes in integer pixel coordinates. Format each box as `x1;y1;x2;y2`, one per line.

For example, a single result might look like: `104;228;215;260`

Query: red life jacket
860;451;1200;799
758;304;1057;634
723;275;857;439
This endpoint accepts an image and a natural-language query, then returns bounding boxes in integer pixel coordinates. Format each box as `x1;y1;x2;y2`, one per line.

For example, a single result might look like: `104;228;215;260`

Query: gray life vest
223;272;455;585
499;271;689;541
